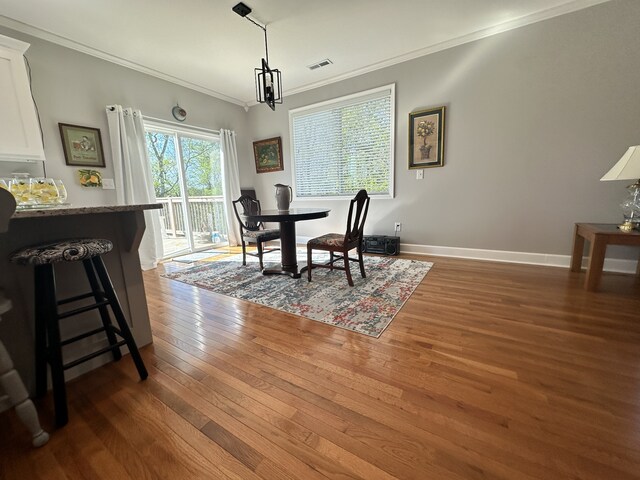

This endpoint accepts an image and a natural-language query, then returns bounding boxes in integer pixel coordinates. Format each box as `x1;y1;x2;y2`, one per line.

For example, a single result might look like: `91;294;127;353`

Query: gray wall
246;0;640;257
0;26;251;206
2;0;639;259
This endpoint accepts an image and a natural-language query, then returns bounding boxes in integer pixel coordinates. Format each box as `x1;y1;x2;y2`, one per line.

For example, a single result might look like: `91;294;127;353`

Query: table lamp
600;145;640;232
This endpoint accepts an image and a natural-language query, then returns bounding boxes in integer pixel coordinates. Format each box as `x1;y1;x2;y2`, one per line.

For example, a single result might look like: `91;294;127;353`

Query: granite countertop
11;203;162;219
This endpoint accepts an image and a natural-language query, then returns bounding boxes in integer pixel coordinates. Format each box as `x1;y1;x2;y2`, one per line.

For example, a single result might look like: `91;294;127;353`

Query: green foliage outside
340;100;390;195
146;131;222;198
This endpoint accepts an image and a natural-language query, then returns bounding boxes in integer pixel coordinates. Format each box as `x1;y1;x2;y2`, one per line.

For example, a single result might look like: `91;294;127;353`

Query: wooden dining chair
232;195;280;270
306;189;370;286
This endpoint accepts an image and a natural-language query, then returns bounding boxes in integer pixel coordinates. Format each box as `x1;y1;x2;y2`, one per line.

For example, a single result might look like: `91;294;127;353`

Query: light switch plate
102;178;115;189
416;169;424;179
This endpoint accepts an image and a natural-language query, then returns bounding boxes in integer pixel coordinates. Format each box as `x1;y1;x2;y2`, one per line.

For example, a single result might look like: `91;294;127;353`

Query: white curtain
106;105;163;270
220;129;242;246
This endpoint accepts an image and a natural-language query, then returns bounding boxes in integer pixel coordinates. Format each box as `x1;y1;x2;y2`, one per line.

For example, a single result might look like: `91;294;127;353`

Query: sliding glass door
144;123;228;258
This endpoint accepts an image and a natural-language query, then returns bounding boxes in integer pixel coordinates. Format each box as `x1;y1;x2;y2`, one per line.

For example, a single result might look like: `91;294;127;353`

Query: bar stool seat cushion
10;238;113;266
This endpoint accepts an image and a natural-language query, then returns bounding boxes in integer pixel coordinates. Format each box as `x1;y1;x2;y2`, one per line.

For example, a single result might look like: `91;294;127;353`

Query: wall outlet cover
102;178;115;189
416;169;424;179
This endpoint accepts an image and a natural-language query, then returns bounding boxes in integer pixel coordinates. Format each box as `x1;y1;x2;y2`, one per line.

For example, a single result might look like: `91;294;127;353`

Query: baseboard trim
297;236;638;274
401;243;638;274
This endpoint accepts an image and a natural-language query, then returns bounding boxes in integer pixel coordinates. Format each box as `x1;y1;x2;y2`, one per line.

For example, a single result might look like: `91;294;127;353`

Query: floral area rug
163;251;432;337
171;250;224;263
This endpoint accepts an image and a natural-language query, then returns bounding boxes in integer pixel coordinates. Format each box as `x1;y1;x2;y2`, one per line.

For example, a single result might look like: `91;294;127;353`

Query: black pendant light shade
255;58;282;111
233;2;283;110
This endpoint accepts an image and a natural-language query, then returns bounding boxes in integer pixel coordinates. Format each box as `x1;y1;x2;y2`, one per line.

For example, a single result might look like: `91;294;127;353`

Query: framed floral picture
408;106;445;169
59;123;106;167
253;137;284;174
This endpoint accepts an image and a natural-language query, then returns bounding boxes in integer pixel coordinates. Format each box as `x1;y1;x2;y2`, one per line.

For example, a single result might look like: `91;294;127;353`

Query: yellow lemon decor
29;178;60;204
78;169;102;188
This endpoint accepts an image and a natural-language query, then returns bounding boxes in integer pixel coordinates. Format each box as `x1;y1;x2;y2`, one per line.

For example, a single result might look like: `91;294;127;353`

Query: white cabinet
0;34;45;162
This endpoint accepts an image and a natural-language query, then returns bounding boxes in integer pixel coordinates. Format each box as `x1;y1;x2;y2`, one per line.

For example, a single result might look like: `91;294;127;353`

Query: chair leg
329;252;334;271
91;257;148;382
33;266;48;399
307;246;313;282
343;250;354;287
82;260;121;361
257;242;264;270
358;246;366;279
241;240;247;266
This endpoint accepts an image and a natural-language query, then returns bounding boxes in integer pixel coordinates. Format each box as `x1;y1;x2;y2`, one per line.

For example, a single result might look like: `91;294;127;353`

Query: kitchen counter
0;203;162;394
12;203;161;218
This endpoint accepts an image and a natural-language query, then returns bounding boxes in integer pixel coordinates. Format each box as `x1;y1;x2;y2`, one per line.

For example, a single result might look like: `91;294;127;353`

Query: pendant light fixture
233;2;283;111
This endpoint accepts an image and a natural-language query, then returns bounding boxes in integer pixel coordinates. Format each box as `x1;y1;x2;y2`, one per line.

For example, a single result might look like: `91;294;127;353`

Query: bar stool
10;238;148;427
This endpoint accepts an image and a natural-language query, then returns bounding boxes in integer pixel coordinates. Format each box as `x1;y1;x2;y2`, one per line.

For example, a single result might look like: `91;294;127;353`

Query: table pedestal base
262;221;306;278
240;208;330;280
263;264;311;279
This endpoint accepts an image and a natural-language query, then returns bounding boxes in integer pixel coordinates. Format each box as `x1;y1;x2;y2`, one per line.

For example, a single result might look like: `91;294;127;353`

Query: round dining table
241;208;330;278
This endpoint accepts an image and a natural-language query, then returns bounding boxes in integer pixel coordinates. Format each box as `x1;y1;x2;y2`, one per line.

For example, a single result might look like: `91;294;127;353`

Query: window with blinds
289;84;395;199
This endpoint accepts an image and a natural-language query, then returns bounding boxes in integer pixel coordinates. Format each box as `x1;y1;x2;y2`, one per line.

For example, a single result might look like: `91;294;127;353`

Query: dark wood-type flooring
1;253;640;479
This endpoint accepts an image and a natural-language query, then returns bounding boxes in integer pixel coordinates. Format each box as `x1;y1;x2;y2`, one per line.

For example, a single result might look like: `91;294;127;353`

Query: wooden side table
570;223;640;291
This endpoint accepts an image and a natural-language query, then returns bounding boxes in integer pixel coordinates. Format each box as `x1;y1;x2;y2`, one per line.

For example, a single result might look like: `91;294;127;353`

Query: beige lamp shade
601;146;640;181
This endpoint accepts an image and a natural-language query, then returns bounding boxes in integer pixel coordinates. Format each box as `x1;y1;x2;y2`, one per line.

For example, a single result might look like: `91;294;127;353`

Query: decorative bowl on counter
1;174;68;207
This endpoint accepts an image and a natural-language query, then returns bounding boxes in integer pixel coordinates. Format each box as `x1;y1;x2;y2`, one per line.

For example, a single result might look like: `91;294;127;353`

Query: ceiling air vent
307;59;333;71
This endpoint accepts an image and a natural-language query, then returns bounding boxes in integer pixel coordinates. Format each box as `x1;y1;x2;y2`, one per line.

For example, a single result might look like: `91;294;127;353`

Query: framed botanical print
408;106;445;169
253;137;284;174
59;123;106;167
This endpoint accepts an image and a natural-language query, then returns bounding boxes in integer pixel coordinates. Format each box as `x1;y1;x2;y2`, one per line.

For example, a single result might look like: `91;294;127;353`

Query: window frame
288;83;395;201
143;118;222;257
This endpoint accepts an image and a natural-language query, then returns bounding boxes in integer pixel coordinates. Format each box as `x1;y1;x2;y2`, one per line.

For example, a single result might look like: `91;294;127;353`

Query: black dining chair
306;189;370;286
232;195;280;270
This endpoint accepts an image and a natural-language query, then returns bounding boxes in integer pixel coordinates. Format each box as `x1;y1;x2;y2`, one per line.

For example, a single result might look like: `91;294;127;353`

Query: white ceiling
0;0;610;107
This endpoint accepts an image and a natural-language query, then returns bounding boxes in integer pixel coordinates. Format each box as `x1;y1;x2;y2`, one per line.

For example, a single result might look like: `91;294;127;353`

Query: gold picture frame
253;137;284;174
408;106;445;169
59;123;106;168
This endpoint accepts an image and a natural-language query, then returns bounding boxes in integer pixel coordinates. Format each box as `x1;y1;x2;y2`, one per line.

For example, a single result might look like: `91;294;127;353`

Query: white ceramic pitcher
275;183;292;211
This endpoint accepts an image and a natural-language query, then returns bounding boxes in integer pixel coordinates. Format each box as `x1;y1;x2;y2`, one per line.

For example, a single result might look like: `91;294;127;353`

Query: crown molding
0;15;246;107
0;0;613;109
0;31;30;52
248;0;612;107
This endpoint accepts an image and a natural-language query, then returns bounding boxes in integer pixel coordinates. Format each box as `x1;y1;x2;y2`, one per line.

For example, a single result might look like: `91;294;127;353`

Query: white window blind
290;84;394;199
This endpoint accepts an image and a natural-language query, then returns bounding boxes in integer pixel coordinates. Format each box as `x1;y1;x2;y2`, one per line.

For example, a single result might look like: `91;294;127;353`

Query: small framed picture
408;106;445;169
59;123;106;168
253;136;284;174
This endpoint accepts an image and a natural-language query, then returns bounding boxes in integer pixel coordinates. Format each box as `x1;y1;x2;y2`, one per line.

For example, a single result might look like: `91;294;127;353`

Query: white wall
245;0;640;259
0;26;251;206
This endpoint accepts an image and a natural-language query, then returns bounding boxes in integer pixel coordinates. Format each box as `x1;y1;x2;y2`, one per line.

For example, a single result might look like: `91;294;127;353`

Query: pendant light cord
244;16;269;64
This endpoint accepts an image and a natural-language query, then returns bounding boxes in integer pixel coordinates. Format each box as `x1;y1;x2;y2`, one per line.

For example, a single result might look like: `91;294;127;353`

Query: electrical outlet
102;178;115;189
394;222;402;232
416;169;424;179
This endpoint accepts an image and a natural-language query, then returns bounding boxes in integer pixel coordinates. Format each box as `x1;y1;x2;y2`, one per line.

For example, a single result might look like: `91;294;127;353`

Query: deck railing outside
156;196;228;244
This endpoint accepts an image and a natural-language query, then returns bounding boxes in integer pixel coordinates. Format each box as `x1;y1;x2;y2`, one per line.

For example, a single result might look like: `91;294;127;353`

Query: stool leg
91;256;148;381
82;260;122;361
33;266;48;398
40;264;68;427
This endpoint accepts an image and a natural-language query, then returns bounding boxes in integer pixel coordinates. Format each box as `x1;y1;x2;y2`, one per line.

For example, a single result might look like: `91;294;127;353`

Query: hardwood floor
2;253;640;479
